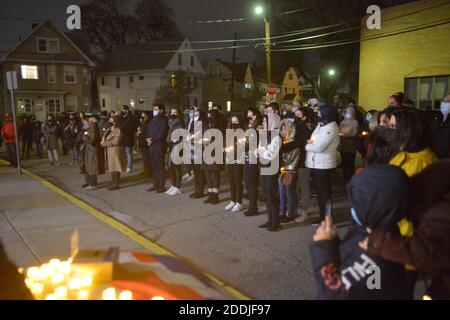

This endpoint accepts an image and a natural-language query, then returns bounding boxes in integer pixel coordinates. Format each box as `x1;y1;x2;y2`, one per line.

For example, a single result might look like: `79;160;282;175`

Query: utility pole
6;71;21;174
264;18;271;84
230;32;237;112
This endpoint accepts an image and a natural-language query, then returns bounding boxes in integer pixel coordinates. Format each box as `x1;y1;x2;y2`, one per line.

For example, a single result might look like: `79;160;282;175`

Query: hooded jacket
310;165;410;299
1;118;15;144
305;103;340;169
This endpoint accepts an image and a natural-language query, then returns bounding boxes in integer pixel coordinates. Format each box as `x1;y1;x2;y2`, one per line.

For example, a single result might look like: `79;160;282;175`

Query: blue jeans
123;146;133;169
279;175;298;219
71;147;79;161
35;142;42;158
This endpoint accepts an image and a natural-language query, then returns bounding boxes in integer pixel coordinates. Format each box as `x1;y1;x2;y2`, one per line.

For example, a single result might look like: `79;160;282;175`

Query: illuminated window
405;75;450;109
18;99;32;113
47;65;56;83
21;65;38;79
171;73;177;88
288;73;293;80
37;38;59;53
130;99;135;108
64;65;77;84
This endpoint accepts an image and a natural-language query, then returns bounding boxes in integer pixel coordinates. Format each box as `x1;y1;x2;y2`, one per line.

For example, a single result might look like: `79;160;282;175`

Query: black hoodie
310;165;411;299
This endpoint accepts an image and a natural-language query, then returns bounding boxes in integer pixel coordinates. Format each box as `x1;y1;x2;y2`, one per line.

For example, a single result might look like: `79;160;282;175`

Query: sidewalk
0;162;147;267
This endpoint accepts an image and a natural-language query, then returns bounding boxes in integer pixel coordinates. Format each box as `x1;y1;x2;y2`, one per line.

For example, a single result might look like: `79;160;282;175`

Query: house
257;67;302;106
97;39;204;111
203;59;255;111
0;21;96;121
358;0;450;110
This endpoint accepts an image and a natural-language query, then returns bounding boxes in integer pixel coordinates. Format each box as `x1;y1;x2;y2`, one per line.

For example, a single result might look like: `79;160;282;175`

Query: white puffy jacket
305;122;340;169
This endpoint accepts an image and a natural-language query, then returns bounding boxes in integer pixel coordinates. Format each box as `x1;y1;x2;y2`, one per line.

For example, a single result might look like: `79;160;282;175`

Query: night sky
0;0;264;62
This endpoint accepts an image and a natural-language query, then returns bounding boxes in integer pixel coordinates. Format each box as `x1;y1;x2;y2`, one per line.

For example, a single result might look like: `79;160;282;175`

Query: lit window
288;73;293;80
21;65;38;79
130;99;135;108
47;65;56;83
37;38;59;53
171;73;177;88
64;65;77;83
405;75;450;109
18;99;33;113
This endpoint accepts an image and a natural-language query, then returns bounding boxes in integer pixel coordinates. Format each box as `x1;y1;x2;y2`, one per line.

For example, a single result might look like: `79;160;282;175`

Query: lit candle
362;131;368;136
25;278;34;289
51;273;65;285
49;258;61;267
68;277;82;290
118;290;133;300
54;286;68;298
31;282;44;295
423;295;432;300
102;287;117;300
26;267;40;280
40;264;53;278
18;267;24;274
151;296;165;300
45;294;58;300
81;276;93;288
77;290;90;300
58;262;71;275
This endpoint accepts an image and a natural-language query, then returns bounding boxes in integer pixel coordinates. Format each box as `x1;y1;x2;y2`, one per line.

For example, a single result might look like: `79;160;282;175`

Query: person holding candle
224;115;245;212
80;117;105;190
339;105;359;182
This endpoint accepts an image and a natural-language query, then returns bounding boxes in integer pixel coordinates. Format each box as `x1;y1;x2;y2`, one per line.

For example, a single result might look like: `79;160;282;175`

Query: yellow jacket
389;148;438;270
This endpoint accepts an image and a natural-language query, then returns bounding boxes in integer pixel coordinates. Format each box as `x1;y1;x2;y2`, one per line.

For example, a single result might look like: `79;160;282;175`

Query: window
66;96;78;110
82;68;89;84
129;76;134;88
101;77;106;86
190;56;194;67
48;99;62;113
47;65;56;83
405;75;450;109
288;73;293;80
102;98;106;108
285;87;288;94
116;77;120;89
244;83;252;90
130;99;135;108
37;38;59;53
227;83;231;93
171;73;177;88
139;98;148;104
178;54;182;66
64;65;76;84
18;99;33;113
21;65;38;79
139;75;144;80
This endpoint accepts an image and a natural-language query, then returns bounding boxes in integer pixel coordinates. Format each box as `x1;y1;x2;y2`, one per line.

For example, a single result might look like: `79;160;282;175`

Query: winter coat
32;121;43;144
145;114;169;148
310;165;410;299
367;160;450;299
43;122;60;150
305;122;340;169
1;120;15;144
97;118;111;133
202;110;225;172
431;116;450;159
167;117;184;167
64;122;81;149
280;119;300;172
389;148;438;178
119;115;136;147
19;121;33;142
101;126;125;173
80;125;105;176
137;119;150;150
339;107;359;154
258;113;281;170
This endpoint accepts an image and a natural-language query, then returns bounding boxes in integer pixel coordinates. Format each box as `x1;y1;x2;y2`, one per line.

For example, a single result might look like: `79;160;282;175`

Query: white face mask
441;102;450;115
194;116;199;121
153;110;159;117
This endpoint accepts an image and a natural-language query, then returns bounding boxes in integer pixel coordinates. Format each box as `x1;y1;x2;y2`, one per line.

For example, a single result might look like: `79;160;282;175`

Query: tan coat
101;126;126;173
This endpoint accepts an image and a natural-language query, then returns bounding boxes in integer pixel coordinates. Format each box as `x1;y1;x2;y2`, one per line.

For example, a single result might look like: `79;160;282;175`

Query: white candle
102;287;117;300
118;290;133;300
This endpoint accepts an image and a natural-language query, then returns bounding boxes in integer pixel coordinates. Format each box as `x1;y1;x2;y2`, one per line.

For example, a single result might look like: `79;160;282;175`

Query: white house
97;38;205;111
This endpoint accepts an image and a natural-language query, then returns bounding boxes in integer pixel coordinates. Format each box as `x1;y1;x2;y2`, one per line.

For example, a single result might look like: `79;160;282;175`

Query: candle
31;282;44;295
102;287;117;300
45;294;58;300
26;267;40;279
77;290;90;300
40;264;53;278
18;267;24;274
68;277;82;290
49;258;61;267
25;278;34;289
55;286;68;298
58;262;71;275
81;276;93;288
51;273;65;285
118;290;133;300
151;296;165;300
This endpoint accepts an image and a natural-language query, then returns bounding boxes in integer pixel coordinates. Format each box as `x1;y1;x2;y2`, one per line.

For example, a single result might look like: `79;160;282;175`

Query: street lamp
254;4;272;84
328;69;336;76
317;68;336;97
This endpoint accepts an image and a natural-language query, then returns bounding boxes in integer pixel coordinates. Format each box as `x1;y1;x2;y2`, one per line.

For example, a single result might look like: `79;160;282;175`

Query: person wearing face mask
182;107;195;182
242;107;262;216
120;105;137;174
166;107;185;196
431;95;450;159
339;106;359;182
145;104;169;193
80;117;105;190
188;108;208;198
224;116;245;212
202;109;225;205
137;112;152;178
100;116;125;190
305;102;340;222
64;114;81;166
310;165;411;299
43;115;61;166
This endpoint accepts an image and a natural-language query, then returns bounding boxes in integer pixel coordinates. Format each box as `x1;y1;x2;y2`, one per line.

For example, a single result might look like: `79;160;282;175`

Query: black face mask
378;126;397;145
170;114;178;119
231;123;240;129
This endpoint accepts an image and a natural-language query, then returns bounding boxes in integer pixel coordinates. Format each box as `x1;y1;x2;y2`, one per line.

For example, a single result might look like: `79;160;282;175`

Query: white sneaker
169;187;181;196
225;201;236;211
186;174;194;182
125;168;132;174
166;186;176;194
182;173;190;180
231;203;243;212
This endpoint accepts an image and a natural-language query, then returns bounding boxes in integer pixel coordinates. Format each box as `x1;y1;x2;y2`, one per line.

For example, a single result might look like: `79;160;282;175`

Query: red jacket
1;121;16;144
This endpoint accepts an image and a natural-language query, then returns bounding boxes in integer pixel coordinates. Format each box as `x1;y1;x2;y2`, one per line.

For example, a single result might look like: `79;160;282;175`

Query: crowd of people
1;91;449;299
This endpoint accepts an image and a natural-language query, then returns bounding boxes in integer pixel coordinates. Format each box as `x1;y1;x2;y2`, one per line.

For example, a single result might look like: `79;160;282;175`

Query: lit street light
317;68;337;98
254;4;272;84
328;69;336;76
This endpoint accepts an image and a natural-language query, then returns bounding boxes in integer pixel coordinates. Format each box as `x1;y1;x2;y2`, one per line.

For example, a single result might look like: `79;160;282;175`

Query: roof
0;21;95;67
99;39;184;73
215;59;250;83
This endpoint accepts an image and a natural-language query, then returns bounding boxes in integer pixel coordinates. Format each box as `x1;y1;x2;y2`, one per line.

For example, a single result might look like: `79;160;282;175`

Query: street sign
6;71;18;90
